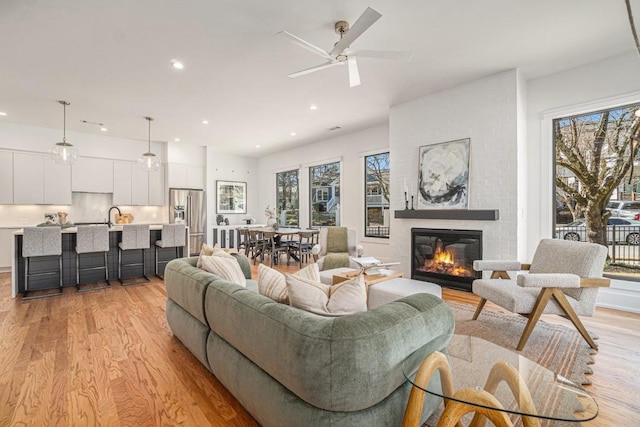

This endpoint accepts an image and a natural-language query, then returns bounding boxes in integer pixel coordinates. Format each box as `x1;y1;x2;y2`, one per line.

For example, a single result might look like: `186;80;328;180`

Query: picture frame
417;138;470;209
216;180;247;214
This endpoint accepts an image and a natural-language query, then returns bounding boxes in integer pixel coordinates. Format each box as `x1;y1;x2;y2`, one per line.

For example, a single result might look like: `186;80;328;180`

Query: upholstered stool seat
118;224;150;285
155;224;186;277
76;225;110;292
22;226;63;299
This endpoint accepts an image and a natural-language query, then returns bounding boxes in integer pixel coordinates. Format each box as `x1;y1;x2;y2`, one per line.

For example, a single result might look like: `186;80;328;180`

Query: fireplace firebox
411;228;482;292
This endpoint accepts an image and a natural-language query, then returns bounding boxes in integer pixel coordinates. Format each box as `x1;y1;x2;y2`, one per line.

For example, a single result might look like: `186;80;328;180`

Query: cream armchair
311;227;364;271
472;239;610;351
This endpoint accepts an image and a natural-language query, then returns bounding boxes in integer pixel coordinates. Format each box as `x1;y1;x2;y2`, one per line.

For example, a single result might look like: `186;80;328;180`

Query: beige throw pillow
197;243;233;268
257;263;321;304
201;255;247;287
285;274;367;317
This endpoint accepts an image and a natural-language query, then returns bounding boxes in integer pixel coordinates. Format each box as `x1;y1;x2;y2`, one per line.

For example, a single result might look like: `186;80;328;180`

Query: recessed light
256;145;261;148
174;138;181;142
171;59;184;70
309;104;318;110
0;112;6;116
290;132;296;136
100;127;108;132
202;119;209;125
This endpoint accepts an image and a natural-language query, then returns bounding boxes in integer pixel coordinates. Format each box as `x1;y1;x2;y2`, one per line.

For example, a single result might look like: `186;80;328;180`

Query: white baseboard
596;279;640;314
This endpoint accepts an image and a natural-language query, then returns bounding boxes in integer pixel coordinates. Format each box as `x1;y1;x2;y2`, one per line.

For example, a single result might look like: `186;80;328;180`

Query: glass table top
403;335;598;423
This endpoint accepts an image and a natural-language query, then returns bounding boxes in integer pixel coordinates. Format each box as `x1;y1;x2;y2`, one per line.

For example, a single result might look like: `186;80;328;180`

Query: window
276;169;299;227
365;152;390;238
309;161;340;227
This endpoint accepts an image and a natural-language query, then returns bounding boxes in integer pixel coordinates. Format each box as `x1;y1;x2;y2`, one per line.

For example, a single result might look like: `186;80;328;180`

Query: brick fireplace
411;228;482;291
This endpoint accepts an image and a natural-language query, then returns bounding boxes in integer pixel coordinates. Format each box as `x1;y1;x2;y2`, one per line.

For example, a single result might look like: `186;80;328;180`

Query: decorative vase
267;218;277;229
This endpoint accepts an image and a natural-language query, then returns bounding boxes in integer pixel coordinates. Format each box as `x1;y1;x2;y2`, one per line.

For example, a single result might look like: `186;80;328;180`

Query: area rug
447;301;597;385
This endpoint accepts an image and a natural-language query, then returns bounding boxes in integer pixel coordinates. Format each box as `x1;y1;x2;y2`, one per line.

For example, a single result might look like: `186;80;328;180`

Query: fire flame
423;247;470;277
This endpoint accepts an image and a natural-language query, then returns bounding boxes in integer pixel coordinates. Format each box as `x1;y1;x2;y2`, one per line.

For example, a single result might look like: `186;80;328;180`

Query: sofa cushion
164;257;216;325
286;274;367;317
201;255;247;287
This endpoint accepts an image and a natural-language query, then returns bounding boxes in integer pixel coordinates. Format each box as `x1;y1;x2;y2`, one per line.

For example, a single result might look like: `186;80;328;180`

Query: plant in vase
265;205;278;230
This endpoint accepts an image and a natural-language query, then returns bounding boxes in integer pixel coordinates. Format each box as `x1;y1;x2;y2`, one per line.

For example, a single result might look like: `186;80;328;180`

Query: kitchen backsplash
0;192;168;227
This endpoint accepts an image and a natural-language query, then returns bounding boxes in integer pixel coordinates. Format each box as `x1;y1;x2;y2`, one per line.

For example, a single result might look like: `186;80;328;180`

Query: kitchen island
11;224;190;298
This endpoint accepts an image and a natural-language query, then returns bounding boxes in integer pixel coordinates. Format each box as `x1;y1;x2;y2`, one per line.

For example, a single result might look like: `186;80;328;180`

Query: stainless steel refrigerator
169;188;206;256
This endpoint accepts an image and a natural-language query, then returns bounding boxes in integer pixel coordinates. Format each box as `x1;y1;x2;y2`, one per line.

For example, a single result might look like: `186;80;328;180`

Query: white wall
206;149;260;245
526;52;640;259
256;124;392;261
390;69;521;278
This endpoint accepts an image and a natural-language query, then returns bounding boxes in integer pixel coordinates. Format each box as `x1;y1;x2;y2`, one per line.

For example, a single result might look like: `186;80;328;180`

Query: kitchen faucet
108;206;122;227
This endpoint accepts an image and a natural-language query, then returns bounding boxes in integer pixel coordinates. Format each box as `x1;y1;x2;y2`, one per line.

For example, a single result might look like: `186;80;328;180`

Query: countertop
12;224;174;235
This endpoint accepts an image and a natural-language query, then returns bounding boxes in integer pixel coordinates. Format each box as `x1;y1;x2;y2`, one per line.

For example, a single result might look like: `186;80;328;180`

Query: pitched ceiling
0;0;636;156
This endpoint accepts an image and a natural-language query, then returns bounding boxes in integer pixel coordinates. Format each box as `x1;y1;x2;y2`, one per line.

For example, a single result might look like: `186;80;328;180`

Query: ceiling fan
278;7;413;87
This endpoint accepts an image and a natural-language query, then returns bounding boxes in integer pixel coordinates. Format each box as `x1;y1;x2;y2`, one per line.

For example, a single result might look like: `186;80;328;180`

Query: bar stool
22;226;63;300
155;224;186;277
76;225;110;292
118;224;150;285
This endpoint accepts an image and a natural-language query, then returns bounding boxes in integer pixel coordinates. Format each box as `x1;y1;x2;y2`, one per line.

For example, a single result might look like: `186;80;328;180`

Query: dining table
247;226;303;264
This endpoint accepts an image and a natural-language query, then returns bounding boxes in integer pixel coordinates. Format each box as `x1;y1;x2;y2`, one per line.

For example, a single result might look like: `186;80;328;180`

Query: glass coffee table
402;335;598;427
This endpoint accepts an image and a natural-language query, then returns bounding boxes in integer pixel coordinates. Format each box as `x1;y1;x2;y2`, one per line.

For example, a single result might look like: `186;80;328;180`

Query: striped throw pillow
201;255;246;287
257;263;321;304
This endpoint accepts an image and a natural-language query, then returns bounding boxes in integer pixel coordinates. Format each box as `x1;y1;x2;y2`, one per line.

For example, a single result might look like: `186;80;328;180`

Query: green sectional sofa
164;256;454;426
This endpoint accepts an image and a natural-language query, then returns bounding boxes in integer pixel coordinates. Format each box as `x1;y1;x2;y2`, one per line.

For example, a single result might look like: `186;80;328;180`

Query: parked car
606;201;640;218
556;218;640;245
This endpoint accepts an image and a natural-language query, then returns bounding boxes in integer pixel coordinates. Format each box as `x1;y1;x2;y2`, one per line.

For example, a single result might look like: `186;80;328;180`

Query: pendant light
138;116;160;172
49;100;79;164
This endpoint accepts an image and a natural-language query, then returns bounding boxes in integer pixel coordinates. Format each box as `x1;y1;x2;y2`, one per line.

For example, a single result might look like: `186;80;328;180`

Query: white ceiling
0;0;637;156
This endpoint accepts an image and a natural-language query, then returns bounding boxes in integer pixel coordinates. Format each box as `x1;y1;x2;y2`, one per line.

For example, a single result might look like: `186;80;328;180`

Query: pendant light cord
626;0;640;56
62;102;67;143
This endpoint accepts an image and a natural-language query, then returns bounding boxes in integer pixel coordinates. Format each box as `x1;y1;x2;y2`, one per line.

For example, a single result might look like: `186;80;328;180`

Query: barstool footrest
118;276;151;286
23;288;64;300
77;281;112;292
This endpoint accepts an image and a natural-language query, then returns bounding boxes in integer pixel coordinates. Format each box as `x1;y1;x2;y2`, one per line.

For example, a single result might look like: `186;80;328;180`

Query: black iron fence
365;226;390;238
555;224;640;264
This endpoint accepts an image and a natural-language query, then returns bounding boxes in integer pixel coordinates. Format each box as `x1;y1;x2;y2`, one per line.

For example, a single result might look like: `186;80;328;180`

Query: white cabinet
0;228;19;271
168;163;204;190
168;163;188;188
0;152;13;204
13;153;44;204
44;161;72;204
72;157;114;193
113;161;132;205
131;166;149;205
148;164;165;206
187;165;205;190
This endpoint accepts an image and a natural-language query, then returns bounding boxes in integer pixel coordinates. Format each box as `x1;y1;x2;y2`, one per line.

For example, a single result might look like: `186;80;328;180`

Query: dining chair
261;231;290;267
289;230;318;268
247;229;265;264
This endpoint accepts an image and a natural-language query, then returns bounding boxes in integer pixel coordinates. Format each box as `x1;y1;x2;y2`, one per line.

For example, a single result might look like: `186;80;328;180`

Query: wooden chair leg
438;388;513;427
472;298;487;320
550;288;598;350
517;288;554;351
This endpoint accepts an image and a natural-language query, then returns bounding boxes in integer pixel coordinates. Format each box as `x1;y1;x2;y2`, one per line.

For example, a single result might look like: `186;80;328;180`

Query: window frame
364;151;390;239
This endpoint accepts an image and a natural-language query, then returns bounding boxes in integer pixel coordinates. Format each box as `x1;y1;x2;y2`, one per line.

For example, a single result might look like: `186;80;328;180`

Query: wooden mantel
394;209;499;221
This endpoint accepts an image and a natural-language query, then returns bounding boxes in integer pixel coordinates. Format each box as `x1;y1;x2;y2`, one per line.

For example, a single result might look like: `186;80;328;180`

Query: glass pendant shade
138;116;160;172
50;101;78;165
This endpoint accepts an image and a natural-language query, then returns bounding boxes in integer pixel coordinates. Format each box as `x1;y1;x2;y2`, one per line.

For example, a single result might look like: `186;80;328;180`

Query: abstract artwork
417;139;470;209
216;180;247;214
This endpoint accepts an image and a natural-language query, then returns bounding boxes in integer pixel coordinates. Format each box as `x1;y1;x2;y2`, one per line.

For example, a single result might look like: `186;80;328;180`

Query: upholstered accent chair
311;226;364;271
472;239;610;351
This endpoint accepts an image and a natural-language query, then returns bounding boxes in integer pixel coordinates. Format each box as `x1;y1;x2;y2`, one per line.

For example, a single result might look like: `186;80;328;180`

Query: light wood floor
0;264;638;426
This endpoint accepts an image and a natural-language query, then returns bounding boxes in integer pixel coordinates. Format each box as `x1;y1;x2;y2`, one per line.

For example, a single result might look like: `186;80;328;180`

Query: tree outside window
276;169;299;227
310;162;340;227
554;103;640;249
365;152;390;238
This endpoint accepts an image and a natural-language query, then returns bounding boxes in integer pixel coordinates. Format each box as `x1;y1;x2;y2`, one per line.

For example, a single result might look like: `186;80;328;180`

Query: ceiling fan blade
347;57;361;87
330;7;382;57
277;31;333;61
344;49;414;61
288;61;343;78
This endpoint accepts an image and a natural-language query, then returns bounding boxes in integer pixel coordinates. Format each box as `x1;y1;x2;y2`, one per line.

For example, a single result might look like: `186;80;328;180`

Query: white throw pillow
201;255;247;287
257;263;321;304
285;274;367;316
197;243;233;268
